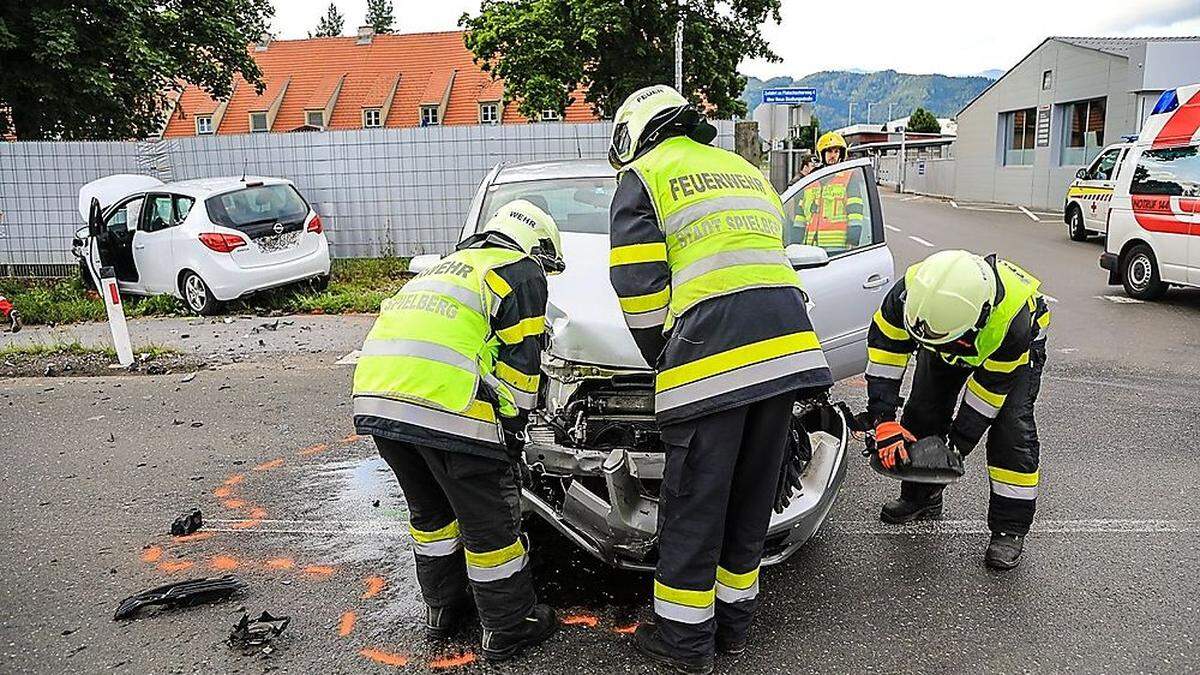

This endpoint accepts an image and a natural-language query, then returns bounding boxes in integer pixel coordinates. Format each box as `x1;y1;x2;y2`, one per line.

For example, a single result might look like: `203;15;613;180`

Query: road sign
762;87;817;105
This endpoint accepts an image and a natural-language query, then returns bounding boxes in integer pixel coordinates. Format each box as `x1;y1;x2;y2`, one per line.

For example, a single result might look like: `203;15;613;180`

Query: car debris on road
228;611;291;651
113;576;245;621
170;510;203;537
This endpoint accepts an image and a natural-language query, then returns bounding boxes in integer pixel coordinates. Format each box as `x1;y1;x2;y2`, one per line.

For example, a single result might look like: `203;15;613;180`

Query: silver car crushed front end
520;355;850;572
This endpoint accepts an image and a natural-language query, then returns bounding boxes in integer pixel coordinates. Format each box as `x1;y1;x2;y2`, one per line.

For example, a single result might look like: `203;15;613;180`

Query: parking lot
2;192;1198;673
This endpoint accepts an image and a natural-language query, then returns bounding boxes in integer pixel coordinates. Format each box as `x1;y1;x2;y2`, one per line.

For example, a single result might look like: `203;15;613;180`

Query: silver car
412;158;895;570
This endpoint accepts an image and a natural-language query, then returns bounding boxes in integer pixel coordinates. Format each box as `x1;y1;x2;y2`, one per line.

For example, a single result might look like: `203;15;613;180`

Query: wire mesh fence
0;121;735;277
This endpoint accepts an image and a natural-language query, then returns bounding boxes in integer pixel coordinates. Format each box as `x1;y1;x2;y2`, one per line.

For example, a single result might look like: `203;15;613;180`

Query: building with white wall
952;36;1200;209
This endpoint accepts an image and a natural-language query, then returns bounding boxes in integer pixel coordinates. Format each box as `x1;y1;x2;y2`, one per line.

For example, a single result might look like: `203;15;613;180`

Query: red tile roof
162;31;597;137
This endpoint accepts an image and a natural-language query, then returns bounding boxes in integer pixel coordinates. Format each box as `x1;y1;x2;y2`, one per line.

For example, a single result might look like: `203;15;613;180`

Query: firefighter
790;131;866;250
351;200;565;661
608;85;833;673
0;295;20;333
865;249;1050;570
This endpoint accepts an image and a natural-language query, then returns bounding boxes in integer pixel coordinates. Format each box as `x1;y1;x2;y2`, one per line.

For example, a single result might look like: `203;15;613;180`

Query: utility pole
888;102;894;125
847;100;854;127
674;2;684;91
898;125;907;193
867;102;874;125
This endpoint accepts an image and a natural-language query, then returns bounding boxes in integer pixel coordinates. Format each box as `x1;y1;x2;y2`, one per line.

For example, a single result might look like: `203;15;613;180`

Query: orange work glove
875;420;916;469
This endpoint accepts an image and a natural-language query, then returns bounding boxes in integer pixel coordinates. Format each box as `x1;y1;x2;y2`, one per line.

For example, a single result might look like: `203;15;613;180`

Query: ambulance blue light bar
1151;89;1179;115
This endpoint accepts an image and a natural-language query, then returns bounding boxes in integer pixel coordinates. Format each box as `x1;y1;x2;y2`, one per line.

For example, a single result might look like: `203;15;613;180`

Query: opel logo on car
272;222;284;235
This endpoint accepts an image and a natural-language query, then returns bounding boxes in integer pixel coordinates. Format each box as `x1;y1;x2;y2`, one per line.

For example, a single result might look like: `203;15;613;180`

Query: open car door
780;158;895;380
78;175;162;291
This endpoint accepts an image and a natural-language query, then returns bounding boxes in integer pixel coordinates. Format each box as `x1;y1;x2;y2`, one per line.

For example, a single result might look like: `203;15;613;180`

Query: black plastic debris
113;576;245;620
171;509;203;536
229;611;291;649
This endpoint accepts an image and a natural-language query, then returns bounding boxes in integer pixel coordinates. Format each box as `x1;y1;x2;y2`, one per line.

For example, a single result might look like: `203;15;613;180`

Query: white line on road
901;196;921;202
1018;206;1040;221
908;235;935;247
825;518;1200;535
1099;295;1144;304
884;224;901;232
1042;294;1058;303
335;350;360;366
949;200;959;208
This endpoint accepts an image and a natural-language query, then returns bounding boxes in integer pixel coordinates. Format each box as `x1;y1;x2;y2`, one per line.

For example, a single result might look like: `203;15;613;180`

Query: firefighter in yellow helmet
790;131;866;251
608;84;833;673
865;250;1051;570
351;200;565;661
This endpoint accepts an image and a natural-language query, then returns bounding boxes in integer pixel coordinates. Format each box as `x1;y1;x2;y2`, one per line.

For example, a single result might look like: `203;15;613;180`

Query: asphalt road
1;193;1197;673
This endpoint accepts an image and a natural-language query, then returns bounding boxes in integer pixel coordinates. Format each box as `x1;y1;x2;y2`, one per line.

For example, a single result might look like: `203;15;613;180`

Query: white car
412;157;895;569
1100;83;1200;300
75;174;331;315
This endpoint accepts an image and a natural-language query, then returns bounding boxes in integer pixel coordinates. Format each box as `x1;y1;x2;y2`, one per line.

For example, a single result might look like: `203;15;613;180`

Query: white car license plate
257;231;300;253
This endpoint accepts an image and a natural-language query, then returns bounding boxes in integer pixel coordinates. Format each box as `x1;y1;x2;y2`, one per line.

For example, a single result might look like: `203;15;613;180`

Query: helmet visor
533;238;565;275
906;316;953;345
611;122;632;163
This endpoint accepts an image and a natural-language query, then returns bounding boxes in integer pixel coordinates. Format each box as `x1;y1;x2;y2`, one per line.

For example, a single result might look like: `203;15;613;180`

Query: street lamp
675;2;685;91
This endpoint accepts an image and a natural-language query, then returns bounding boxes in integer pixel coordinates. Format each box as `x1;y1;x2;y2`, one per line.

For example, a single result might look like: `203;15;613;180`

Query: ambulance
1064;140;1133;241
1099;83;1200;300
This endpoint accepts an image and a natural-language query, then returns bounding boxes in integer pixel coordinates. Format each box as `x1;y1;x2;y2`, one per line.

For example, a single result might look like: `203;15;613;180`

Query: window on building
363;108;382;128
195;115;214;135
540;109;561;122
1061;97;1106;166
421;106;440;127
480;102;500;125
249;112;269;133
305;110;324;128
1130;146;1200;196
1042;70;1053;91
1002;108;1037;166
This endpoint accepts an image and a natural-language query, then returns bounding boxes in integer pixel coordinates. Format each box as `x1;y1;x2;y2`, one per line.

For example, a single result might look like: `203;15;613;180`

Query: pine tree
366;0;395;34
310;3;345;38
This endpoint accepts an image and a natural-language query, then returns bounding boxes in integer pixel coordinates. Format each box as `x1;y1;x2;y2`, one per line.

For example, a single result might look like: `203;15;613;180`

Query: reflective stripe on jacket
792;171;864;249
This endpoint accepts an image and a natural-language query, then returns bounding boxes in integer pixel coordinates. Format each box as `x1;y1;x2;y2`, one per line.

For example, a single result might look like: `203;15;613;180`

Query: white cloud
271;1;1200;79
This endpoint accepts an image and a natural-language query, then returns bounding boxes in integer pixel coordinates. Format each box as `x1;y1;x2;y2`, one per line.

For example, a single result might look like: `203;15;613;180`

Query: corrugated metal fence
0;122;735;276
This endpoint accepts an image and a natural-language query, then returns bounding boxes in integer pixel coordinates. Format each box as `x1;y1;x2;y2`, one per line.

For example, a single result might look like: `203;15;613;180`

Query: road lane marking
335;350;360;366
1019;206;1040;221
885;224;901;232
949;200;959;208
826;518;1200;535
1042;294;1058;303
901;196;921;202
908;236;935;247
1099;295;1144;304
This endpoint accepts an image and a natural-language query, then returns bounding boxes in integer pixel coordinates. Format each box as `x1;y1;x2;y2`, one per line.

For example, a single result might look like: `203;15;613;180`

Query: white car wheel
180;271;221;315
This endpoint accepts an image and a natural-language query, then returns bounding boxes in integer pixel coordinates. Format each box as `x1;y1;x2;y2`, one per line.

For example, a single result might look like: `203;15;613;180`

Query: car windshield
205;184;309;229
479;177;615;234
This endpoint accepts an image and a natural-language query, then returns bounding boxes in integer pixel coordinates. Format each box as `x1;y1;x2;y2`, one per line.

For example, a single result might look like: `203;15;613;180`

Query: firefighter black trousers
898;342;1046;535
375;437;536;630
654;391;797;658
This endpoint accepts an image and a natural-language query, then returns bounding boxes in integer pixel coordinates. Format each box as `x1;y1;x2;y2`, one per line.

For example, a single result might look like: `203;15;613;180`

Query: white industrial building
952;36;1200;210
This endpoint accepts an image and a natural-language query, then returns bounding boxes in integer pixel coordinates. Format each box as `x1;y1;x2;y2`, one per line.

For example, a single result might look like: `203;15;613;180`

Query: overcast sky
271;0;1200;79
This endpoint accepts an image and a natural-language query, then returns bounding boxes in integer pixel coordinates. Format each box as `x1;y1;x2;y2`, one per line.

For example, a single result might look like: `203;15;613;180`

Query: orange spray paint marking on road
363;575;386;599
430;652;477;669
173;531;215;543
299;443;329;457
613;622;639;634
265;557;295;570
140;546;163;563
158;560;194;573
211;555;239;571
230;519;262;530
337;611;357;637
253;458;285;471
340;433;363;444
562;614;599;627
303;565;336;578
360;648;408;667
213;486;233;499
248;507;268;519
222;498;246;509
223;474;245;486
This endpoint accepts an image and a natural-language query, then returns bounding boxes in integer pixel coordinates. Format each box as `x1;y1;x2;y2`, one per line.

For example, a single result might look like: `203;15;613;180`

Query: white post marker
1018;206;1040;222
99;266;134;367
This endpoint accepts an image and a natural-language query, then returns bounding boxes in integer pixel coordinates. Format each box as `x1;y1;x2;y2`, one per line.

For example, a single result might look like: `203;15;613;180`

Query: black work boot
715;628;747;655
481;604;557;662
426;598;476;639
632;623;714;674
985;532;1025;570
880;493;944;524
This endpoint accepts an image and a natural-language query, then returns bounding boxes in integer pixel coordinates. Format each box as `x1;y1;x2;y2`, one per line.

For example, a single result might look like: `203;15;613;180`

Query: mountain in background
742;70;994;127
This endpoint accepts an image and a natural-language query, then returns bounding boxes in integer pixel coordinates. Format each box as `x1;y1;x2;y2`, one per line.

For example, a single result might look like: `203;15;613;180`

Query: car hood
546;232;649;369
77;174;163;220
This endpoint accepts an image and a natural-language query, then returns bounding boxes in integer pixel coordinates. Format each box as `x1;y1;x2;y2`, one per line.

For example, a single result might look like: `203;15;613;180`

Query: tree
311;2;346;38
906;107;941;134
461;0;782;120
0;1;272;140
366;0;396;34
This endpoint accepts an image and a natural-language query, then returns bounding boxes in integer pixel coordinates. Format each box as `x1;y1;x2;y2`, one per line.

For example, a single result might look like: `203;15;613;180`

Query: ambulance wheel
1067;206;1088;242
1121;244;1167;301
180;270;222;316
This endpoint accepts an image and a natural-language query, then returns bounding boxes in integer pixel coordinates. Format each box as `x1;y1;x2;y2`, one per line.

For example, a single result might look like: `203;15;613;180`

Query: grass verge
0;257;411;326
0;341;178;360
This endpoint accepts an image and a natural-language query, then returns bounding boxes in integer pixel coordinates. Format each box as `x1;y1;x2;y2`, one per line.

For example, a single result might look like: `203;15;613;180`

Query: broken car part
171;509;203;536
229;611;291;648
868;435;965;485
113;575;245;620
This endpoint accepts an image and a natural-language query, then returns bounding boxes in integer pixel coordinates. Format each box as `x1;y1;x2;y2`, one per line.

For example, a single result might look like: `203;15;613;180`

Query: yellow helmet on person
903;250;997;345
609;84;715;169
479;199;566;274
816;131;848;163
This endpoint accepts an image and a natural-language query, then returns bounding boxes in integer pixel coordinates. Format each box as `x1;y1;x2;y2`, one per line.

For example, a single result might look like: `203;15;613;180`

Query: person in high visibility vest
608;85;833;674
865;250;1051;570
790;131;866;250
351;200;565;661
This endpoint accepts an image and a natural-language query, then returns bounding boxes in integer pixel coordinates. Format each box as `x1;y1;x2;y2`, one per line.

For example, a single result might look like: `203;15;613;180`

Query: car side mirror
88;197;103;238
785;243;830;269
408;253;442;274
1076;168;1088;180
